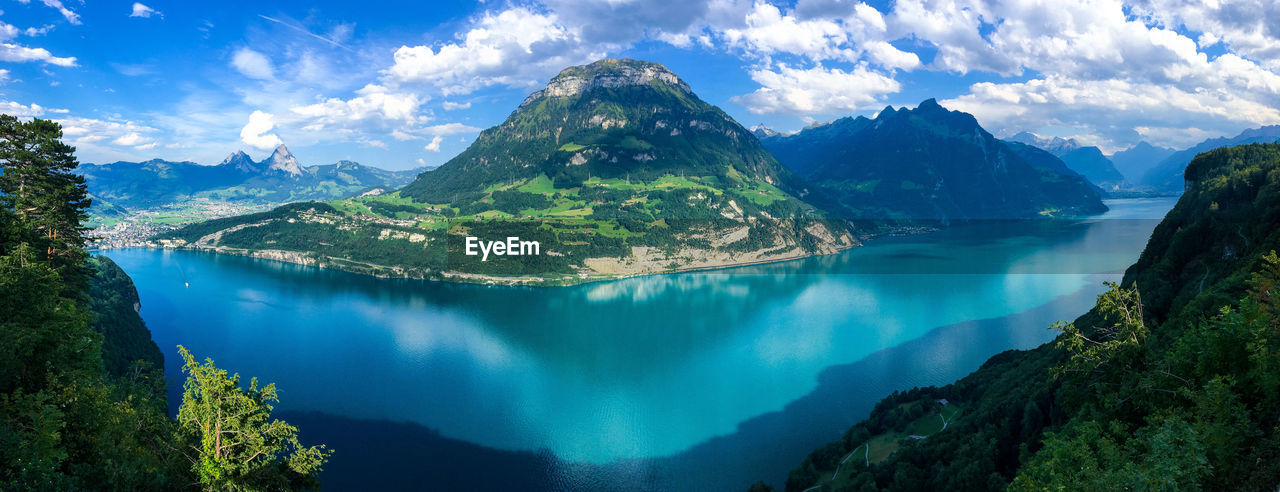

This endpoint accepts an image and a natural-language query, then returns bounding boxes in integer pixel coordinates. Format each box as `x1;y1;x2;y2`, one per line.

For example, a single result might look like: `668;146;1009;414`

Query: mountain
1108;141;1175;184
401;58;814;202
1140;125;1280;192
758;99;1107;220
1008;131;1126;190
220;150;259;173
779;143;1280;491
78;148;422;213
265;144;304;176
157;58;855;284
757;115;873;178
1057;146;1126;190
750;124;779;139
1002;140;1084;177
1008;131;1081;155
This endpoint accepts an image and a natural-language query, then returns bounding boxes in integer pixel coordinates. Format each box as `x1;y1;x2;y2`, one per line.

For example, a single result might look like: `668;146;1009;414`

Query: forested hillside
778;143;1280;491
0;115;331;489
758;100;1107;220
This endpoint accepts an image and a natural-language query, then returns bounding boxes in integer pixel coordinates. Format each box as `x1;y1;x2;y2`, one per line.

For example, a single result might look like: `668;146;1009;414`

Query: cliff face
87;256;164;383
519;59;691;107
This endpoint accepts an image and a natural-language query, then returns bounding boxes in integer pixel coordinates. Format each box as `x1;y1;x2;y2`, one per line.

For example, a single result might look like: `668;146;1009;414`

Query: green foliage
777;144;1280;491
155;202;339;243
2;116;330;490
175;346;332;491
0;115;92;295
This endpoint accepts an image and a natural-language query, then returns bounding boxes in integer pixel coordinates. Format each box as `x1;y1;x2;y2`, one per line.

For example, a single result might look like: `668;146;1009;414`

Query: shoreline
94;240;869;287
93;202;1158;287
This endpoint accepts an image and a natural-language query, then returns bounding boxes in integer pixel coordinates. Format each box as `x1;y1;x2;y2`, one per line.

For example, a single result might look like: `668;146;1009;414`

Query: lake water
105;197;1177;491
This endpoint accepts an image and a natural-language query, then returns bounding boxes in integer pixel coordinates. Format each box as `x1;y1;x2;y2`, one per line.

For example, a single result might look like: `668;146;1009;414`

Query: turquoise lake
105;197;1176;490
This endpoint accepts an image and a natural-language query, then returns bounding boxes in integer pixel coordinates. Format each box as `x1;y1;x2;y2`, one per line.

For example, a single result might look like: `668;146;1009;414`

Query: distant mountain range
1108;141;1175;184
79;145;423;214
1007;132;1126;190
1138;125;1280;192
757;99;1107;220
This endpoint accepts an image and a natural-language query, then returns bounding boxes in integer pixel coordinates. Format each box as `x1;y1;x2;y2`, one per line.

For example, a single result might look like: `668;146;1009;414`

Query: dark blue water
105;197;1176;490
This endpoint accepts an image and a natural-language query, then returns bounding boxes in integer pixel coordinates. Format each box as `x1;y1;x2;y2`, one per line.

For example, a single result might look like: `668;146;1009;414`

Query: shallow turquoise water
105;197;1176;489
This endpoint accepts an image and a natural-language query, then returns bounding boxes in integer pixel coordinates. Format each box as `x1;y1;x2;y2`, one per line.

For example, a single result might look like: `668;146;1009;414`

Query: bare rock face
266;144;304;176
519;59;691;108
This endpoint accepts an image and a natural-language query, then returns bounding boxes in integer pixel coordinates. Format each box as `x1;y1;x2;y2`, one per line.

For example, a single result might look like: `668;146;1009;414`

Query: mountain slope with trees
758;101;1108;220
0;115;330;490
776;143;1280;491
157;59;855;284
1140;125;1280;192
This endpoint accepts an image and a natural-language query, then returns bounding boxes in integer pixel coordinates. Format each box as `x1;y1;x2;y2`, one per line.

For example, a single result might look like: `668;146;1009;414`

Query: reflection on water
106;197;1176;490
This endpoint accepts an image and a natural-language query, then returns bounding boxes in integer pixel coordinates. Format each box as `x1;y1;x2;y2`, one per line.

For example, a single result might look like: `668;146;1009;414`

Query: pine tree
0;115;92;294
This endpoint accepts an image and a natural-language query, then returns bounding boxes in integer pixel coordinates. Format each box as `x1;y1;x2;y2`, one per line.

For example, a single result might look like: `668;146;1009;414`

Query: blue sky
2;0;1278;170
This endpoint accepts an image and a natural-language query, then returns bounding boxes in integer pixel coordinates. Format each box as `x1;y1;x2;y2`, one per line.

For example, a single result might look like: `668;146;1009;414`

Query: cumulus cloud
0;43;76;66
907;0;1280;148
0;100;51;116
56;116;161;154
943;75;1280;149
129;3;161;19
239;110;284;150
289;84;429;133
231;47;274;80
718;2;919;70
1131;0;1280;71
424;135;444;152
384;7;606;95
112;132;146;146
733;64;900;115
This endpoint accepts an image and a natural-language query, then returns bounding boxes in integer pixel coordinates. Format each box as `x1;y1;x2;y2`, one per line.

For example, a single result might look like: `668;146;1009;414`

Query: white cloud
0;43;76;66
424;135;444;152
384;7;606;95
129;3;160;19
0;100;49;116
441;100;471;111
40;0;81;25
421;122;481;135
289;84;428;132
112;132;145;146
943;75;1280;149
1131;0;1280;71
0;70;9;84
23;25;54;36
391;129;422;141
239;110;284;151
231;47;274;80
797;0;1280;148
55;116;163;157
717;2;919;70
733;64;900;115
886;0;1017;75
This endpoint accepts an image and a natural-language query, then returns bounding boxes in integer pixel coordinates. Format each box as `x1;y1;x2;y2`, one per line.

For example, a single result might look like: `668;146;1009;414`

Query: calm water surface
106;197;1177;490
